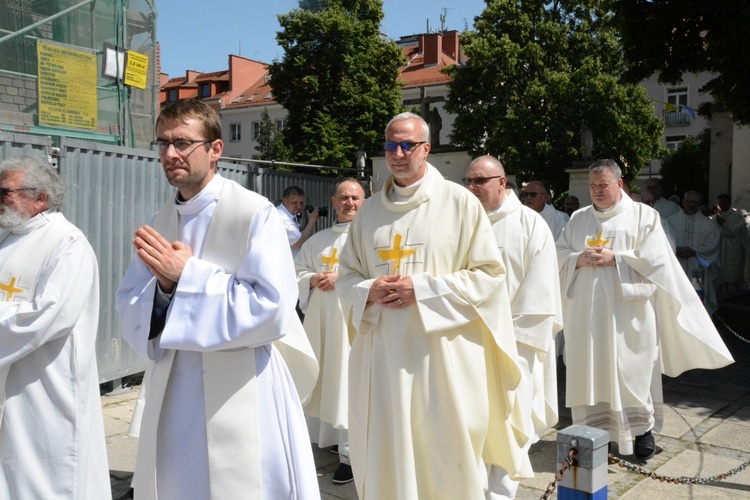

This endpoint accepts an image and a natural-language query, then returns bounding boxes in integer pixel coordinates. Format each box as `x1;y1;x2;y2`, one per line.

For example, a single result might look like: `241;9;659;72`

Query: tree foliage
269;0;406;170
444;0;664;195
617;0;750;125
659;128;711;200
255;108;290;163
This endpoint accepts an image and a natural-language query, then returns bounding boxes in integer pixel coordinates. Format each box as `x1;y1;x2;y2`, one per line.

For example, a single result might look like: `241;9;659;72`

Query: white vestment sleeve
116;256;163;360
159;203;297;351
411;273;478;332
513;315;555;352
617;258;657;300
0;234;96;368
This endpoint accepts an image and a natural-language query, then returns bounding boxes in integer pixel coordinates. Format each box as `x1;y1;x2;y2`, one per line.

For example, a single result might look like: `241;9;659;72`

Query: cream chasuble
117;175;319;500
338;165;531;500
295;222;352;433
487;191;562;438
557;194;733;453
0;212;110;499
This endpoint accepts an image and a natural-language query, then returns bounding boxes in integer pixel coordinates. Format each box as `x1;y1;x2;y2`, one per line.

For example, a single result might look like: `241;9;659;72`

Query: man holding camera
278;185;320;257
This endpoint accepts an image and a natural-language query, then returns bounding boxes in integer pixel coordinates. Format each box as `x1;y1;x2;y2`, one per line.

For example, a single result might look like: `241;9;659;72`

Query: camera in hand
305;205;329;217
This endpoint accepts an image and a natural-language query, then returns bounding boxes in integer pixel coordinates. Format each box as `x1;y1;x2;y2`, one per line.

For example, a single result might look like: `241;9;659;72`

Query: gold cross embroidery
0;276;24;300
586;230;611;247
377;233;417;275
320;248;339;271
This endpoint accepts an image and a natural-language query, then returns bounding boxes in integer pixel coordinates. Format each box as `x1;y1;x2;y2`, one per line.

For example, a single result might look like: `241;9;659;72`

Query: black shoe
329;444;339;454
634;430;655;461
332;463;354;484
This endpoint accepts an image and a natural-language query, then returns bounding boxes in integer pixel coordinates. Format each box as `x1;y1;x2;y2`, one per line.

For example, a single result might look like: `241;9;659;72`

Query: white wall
221;104;287;160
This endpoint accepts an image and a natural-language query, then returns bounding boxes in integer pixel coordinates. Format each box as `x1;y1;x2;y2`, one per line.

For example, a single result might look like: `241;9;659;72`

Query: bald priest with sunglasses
465;155;563;499
116;99;319;500
337;112;532;499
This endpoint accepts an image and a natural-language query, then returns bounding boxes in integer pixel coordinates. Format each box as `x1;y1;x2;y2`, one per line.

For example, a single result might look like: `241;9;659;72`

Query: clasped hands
367;275;414;309
577;246;615;268
310;270;338;291
133;225;193;293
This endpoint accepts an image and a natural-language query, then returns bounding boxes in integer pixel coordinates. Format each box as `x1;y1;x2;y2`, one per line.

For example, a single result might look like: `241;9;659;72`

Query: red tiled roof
162;76;188;89
163;32;461;108
224;77;275;108
194;71;229;83
398;43;456;88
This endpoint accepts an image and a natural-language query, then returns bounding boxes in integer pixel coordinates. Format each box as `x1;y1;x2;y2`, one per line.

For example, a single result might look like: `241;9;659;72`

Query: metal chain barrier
540;448;576;500
714;312;750;345
534;309;748;497
608;454;750;485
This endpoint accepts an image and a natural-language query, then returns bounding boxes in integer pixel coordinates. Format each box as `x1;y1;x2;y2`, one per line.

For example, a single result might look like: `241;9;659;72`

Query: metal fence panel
58;138;172;381
0;131;51;159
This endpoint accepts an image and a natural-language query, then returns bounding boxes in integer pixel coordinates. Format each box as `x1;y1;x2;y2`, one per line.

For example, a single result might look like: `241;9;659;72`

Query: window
276;119;286;131
167;89;178;102
667;87;688;108
664;87;690;126
252;122;261;140
200;84;211;98
665;135;686;152
230;123;241;142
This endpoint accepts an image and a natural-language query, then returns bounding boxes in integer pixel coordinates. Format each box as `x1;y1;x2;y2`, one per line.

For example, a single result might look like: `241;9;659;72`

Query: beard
0;204;31;229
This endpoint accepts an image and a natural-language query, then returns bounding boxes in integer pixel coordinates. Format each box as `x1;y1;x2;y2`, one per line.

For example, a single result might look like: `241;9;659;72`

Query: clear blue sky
157;1;488;76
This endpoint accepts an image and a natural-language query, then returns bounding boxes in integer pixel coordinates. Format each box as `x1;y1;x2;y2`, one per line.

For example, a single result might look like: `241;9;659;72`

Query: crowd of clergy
0;98;743;499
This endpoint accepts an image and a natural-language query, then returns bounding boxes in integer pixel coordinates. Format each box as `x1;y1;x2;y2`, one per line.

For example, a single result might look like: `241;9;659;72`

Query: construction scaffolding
0;0;158;148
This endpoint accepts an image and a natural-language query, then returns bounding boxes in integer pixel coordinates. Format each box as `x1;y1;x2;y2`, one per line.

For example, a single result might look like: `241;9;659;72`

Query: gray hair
0;156;66;210
588;159;622;180
385;112;431;143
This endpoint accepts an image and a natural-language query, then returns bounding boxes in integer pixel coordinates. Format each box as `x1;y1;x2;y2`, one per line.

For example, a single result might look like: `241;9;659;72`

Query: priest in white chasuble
667;190;722;315
116;99;319;500
337;113;531;500
0;157;111;499
465;155;563;499
294;177;365;485
557;159;733;461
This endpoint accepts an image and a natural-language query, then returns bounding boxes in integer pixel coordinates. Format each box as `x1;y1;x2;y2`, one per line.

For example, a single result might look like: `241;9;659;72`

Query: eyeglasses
151;139;213;153
383;141;426;153
521;192;543;199
462;176;503;187
0;187;36;198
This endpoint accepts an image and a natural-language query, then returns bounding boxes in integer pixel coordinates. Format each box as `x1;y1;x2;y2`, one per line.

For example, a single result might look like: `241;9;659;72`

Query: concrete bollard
556;425;610;499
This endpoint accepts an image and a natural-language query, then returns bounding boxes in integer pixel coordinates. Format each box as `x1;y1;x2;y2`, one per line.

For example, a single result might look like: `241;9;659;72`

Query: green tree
269;0;406;170
617;0;750;125
255;108;290;163
444;0;664;195
659;128;711;200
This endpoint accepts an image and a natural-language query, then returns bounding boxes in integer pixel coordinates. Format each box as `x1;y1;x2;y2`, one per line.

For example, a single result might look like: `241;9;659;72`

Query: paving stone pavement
104;298;750;499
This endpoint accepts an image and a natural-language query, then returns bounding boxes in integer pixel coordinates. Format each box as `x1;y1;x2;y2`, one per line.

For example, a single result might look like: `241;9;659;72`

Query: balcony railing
663;110;691;126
